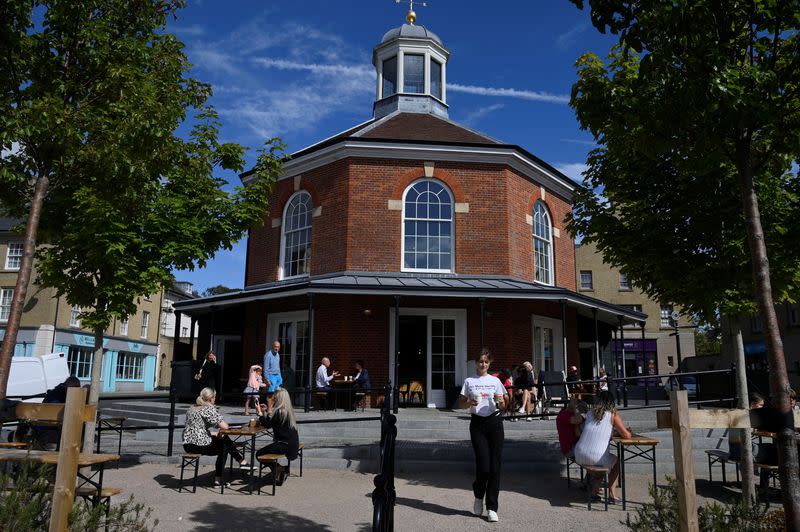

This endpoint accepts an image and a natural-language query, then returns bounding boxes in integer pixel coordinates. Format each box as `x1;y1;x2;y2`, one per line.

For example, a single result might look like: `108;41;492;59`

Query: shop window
67;346;94;379
116;352;145;380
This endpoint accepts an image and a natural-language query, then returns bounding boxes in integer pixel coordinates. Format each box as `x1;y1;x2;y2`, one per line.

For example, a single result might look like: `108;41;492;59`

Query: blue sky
168;0;618;293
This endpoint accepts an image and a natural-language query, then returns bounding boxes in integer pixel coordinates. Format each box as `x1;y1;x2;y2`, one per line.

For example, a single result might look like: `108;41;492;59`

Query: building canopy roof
173;271;647;326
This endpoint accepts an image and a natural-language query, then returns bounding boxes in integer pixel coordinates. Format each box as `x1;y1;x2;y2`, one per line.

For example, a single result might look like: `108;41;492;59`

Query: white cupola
372;7;450;119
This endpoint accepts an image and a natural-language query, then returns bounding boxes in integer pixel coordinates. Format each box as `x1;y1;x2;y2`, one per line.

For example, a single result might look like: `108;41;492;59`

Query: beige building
1;218;163;392
575;242;695;381
734;302;800;391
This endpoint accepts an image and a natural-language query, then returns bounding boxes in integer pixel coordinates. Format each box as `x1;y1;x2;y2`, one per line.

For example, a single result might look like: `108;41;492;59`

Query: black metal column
172;310;182;360
560;300;568;372
479;298;486;347
618;316;627;407
189;317;196;359
306;293;315;413
592;308;600;376
641;321;648;405
393;296;400;414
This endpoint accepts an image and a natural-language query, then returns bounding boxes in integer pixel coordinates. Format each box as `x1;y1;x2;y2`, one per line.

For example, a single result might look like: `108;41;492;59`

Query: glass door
532;315;563;373
268;311;310;388
429;318;456;407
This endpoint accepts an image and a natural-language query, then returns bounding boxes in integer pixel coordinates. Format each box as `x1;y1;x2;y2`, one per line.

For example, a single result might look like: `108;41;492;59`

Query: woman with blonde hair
572;390;631;503
183;387;252;488
257;387;300;485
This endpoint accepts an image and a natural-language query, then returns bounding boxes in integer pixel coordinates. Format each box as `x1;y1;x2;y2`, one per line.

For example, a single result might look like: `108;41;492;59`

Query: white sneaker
472;498;483;516
517;408;525;414
487;510;499;522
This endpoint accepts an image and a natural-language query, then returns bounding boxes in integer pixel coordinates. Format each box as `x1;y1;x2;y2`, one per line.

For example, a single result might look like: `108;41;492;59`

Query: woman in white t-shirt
459;348;507;523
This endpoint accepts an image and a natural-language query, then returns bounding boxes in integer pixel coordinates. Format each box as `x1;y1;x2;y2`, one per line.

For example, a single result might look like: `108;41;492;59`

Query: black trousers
184;435;243;477
469;413;504;512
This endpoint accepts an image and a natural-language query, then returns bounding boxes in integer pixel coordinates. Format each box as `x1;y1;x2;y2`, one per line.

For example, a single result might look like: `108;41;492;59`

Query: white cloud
556;23;589;51
190;48;242;77
251;58;374;81
0;142;20;159
448;83;569;104
555;162;589;182
561;138;596;146
461;103;505;126
172;24;206;37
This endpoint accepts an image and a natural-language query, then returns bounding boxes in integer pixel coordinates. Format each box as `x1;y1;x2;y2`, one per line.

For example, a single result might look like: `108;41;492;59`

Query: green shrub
0;460;157;531
625;477;783;531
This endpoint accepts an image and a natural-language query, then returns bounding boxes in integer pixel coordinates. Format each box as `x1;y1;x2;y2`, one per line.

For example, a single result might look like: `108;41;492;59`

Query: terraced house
0;218;161;392
173;15;649;407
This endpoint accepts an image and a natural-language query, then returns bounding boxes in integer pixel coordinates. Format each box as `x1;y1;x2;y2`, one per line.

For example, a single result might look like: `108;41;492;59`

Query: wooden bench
756;462;780;503
705;449;738;484
583;465;610;511
0;442;30;449
255;443;304;495
76;486;124;515
565;455;584;488
179;453;201;493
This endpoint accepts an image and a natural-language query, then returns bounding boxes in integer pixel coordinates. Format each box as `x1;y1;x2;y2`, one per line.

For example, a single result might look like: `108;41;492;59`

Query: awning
173;271;648;325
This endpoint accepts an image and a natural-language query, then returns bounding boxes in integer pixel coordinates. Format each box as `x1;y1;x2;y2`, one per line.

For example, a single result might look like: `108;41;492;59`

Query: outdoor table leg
249;432;256;494
652;446;657;490
618;441;627;511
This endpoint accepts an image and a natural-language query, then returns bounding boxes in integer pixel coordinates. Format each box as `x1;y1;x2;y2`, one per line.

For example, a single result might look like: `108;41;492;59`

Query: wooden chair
76;485;124;515
179;453;201;493
583;465;609;511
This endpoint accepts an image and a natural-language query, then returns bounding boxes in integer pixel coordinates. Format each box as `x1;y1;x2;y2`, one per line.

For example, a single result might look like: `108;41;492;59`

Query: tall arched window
402;180;454;272
532;201;553;285
280;191;312;279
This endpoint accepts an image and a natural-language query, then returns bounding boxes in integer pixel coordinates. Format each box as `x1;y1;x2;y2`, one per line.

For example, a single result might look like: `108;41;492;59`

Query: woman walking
460;348;507;523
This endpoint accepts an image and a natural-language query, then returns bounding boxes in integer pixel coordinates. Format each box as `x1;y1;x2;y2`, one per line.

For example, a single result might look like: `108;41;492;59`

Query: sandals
213;479;231;488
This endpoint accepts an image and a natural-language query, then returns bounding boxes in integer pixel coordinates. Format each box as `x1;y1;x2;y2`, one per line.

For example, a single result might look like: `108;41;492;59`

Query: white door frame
531;315;563;373
266;310;310;373
388;307;467;408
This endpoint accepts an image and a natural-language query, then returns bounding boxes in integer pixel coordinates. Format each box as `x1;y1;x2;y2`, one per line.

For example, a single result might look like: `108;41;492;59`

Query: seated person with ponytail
257;388;300;485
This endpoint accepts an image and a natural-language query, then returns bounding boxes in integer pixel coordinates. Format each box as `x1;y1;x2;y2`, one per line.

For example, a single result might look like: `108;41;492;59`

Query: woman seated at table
513;362;536;419
572;390;631;503
257;388;300;485
183;387;251;488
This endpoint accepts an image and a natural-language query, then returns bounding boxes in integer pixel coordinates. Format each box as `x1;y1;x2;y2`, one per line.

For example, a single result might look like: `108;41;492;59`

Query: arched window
532;201;553;285
402;180;454;272
280;191;312;279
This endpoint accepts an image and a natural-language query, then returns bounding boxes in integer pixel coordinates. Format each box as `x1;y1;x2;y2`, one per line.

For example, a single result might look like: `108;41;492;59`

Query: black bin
171;361;195;401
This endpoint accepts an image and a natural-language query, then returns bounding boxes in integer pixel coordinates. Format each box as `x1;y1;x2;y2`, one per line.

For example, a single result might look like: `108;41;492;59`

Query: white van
8;353;71;402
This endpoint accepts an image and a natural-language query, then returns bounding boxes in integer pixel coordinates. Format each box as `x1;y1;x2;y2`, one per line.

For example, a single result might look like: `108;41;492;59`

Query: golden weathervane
395;0;427;25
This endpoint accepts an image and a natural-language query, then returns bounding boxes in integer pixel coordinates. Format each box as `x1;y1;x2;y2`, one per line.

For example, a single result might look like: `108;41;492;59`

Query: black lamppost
669;310;683;372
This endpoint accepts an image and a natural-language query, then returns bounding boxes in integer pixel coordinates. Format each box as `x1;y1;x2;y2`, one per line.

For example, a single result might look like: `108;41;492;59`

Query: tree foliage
201;285;239;297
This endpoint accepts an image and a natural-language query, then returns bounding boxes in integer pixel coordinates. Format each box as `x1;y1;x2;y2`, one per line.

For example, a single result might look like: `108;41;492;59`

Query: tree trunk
736;141;800;527
0;175;50;400
81;323;104;454
729;319;755;504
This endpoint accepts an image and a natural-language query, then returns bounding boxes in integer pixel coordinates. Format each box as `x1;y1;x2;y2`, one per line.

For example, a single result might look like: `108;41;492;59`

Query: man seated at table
315;357;340;409
729;392;779;490
566;366;583;394
350;360;371;410
32;376;82;449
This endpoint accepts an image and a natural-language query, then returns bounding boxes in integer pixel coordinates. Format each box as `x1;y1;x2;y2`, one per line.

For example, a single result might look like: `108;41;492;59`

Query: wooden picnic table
219;424;272;494
0;449;120;507
613;433;659;510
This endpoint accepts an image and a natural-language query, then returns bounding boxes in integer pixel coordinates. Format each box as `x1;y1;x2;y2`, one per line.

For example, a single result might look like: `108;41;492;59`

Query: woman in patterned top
183;387;252;487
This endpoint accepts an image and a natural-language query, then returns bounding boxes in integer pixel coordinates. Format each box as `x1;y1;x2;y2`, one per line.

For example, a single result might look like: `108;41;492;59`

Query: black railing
372;384;397;532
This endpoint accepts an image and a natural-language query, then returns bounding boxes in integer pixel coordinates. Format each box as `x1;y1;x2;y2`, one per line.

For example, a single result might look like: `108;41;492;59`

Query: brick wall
247;156;576;288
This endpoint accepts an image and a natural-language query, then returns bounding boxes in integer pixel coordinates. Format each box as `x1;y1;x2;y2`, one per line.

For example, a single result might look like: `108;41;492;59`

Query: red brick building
174;18;644;406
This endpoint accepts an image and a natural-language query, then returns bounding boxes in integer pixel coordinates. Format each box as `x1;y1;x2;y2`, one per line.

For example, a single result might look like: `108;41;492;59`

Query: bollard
167;386;176;457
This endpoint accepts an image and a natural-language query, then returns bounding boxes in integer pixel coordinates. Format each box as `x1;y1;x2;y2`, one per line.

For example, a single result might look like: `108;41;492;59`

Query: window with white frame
750;314;763;333
660;304;674;328
67;346;93;379
579;270;593;290
140;311;150;338
431;59;442;99
181;326;189;336
69;305;82;327
382;56;397;97
0;288;12;322
403;54;424;93
115;352;145;380
532;201;553;285
280;191;313;279
619;273;631;290
119;319;128;336
402;180;454;272
4;242;23;270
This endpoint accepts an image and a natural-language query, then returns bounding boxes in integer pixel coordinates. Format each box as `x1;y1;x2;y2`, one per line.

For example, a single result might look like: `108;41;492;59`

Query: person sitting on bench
257;388;300;485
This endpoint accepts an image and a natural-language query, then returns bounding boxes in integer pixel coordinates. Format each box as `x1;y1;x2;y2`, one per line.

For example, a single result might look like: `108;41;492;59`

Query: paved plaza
103;463;741;531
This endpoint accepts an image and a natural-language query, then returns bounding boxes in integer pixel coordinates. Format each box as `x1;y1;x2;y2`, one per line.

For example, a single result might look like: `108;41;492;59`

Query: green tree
0;0;285;453
567;0;800;521
201;285;238;297
693;327;721;358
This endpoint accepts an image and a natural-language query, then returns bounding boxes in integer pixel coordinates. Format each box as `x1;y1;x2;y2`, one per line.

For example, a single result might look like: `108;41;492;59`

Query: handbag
194;360;206;381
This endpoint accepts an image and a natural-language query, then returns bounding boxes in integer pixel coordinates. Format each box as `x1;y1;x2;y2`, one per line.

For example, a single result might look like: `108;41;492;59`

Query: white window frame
119;319;129;336
579;270;593;290
69;305;82;328
67;346;94;379
0;288;13;322
115;352;145;381
531;315;564;373
619;273;631;290
4;241;23;270
279;191;313;280
401;179;455;273
532;201;554;286
660;304;674;328
140;311;150;338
